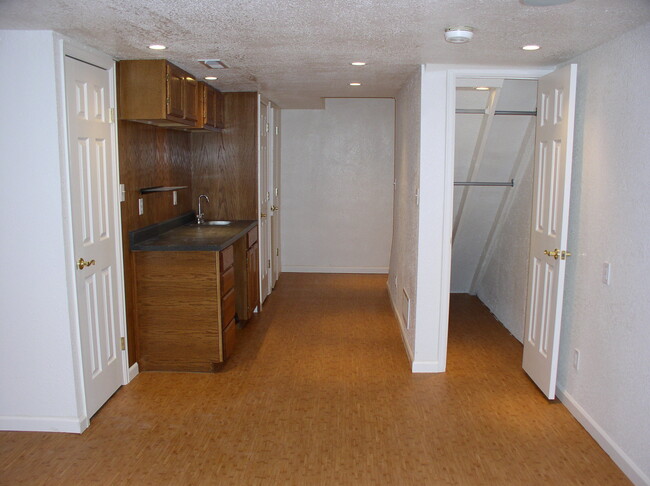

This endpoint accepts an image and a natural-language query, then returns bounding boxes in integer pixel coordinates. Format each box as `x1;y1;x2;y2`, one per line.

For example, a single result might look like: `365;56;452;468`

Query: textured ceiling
1;0;649;108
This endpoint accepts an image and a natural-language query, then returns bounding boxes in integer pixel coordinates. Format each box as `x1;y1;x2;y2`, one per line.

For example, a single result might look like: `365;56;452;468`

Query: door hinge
275;126;279;135
120;337;126;351
268;259;271;269
109;107;116;123
276;248;279;256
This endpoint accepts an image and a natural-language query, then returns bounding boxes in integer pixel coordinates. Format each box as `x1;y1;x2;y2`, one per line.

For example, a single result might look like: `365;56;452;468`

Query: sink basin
190;220;232;226
194;221;232;226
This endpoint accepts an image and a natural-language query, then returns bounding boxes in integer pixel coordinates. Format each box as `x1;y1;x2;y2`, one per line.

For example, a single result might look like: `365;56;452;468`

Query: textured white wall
389;68;421;358
475;156;534;342
0;31;82;431
280;98;394;273
555;22;650;484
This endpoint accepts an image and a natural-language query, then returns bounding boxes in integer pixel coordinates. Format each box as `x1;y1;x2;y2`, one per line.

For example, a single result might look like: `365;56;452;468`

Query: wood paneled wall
118;120;193;365
191;92;258;220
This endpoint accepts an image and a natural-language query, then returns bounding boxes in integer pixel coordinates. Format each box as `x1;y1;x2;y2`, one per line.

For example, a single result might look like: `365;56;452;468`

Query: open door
522;64;577;399
65;55;125;418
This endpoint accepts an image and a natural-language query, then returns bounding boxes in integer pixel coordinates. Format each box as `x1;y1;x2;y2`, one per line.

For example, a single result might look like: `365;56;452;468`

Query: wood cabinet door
166;64;184;119
247;242;260;316
184;76;199;123
204;85;217;128
214;90;225;129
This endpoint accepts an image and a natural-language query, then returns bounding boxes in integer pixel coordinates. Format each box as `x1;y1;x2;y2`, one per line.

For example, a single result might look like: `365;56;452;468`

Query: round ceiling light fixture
444;27;474;44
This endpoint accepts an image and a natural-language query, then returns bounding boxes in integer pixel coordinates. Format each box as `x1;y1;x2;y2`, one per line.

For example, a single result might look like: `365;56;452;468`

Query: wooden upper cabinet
183;76;199;123
118;59;200;128
198;82;225;131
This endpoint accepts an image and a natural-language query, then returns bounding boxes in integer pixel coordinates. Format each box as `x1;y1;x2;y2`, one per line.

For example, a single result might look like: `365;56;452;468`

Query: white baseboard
411;360;444;373
128;362;139;382
0;414;89;434
556;387;649;486
387;281;414;364
283;266;389;274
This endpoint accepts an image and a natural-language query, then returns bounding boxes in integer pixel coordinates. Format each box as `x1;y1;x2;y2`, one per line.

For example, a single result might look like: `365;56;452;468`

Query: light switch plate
602;262;611;285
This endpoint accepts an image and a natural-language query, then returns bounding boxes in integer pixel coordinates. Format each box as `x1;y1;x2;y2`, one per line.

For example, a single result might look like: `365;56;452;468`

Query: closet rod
456;109;537;116
454;179;514;187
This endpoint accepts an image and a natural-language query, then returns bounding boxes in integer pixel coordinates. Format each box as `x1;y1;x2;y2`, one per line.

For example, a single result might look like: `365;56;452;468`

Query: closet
451;78;538;341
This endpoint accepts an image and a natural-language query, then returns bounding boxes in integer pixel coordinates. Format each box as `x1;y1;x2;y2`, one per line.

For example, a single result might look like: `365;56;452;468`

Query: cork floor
0;273;630;485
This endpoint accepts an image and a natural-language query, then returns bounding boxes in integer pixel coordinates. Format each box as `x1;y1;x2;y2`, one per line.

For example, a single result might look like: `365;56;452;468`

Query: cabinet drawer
221;287;236;325
220;265;235;293
222;319;236;361
220;245;234;270
247;227;258;248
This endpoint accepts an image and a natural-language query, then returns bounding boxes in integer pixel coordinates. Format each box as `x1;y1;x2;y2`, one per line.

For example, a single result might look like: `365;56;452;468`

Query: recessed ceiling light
444;26;474;44
351;62;366;66
522;44;541;51
148;44;167;50
475;87;490;91
349;82;362;86
204;76;218;80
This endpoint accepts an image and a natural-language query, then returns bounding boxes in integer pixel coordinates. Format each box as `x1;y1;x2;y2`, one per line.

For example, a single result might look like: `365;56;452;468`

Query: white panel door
65;56;124;418
270;105;281;287
259;98;271;302
522;64;577;399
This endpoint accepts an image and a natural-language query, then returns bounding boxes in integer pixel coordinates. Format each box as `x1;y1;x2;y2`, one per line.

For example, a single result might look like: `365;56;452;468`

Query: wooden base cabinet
134;247;235;372
234;227;260;322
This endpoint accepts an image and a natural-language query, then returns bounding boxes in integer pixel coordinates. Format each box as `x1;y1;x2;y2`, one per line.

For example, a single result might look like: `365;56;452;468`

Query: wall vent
199;59;229;69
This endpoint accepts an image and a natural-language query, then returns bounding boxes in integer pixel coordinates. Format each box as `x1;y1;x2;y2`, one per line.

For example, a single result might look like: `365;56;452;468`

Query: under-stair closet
451;78;538;342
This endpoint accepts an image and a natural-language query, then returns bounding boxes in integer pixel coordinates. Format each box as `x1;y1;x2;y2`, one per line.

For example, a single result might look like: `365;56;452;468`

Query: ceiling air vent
199;59;229;69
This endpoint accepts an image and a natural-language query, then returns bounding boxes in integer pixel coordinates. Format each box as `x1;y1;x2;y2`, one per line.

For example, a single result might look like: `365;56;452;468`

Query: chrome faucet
197;194;210;224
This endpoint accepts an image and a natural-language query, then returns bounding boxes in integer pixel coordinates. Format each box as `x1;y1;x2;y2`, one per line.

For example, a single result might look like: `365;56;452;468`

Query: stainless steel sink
190;220;232;226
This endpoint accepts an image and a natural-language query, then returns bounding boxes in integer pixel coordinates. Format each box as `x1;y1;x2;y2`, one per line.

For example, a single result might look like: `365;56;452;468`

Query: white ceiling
1;0;649;108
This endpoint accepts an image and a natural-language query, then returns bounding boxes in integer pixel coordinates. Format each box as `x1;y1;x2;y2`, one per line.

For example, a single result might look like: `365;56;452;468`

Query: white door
65;56;124;418
522;64;577;399
270;105;281;287
259;98;271;302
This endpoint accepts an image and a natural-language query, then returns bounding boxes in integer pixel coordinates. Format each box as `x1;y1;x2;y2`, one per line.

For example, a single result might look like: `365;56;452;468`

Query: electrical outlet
138;198;144;215
415;188;420;206
573;349;580;371
172;190;178;206
602;262;611;285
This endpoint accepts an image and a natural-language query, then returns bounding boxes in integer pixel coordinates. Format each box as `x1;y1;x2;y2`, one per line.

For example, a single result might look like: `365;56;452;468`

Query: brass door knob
544;249;560;260
260;213;267;218
271;205;279;211
77;258;96;270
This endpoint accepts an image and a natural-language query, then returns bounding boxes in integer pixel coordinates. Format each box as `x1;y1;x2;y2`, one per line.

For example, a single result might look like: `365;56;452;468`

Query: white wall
474;156;534;342
280;98;394;273
0;30;84;432
555;22;650;485
389;68;421;359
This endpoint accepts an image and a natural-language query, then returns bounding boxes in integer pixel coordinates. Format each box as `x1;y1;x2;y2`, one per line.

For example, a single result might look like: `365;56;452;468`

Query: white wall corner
557;387;650;486
411;66;452;372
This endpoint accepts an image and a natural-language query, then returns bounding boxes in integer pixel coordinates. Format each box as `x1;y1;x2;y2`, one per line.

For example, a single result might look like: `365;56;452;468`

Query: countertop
130;212;257;252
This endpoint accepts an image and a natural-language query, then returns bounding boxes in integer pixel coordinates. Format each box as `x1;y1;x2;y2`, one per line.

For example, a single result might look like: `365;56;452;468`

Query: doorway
450;77;538;345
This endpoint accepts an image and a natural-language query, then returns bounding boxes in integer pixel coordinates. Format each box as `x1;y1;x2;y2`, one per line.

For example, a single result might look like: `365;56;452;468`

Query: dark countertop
130;212;257;252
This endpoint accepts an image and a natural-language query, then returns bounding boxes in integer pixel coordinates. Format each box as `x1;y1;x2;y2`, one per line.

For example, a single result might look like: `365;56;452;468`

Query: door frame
55;36;131;429
437;67;554;371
